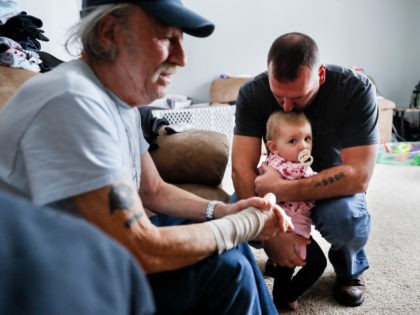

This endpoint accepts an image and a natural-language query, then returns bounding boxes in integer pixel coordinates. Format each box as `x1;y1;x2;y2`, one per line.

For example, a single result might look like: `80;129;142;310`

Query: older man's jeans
148;214;278;315
311;192;371;279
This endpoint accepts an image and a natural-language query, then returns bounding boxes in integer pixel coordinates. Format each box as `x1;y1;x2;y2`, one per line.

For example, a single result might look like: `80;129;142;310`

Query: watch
205;200;221;221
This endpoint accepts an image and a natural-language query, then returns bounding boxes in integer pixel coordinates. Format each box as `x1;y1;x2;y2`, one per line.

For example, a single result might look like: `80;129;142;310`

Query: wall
18;0;80;61
18;0;420;107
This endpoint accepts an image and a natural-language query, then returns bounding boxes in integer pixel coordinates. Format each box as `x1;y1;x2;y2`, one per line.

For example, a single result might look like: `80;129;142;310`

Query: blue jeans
148;214;278;315
229;192;371;279
312;193;371;279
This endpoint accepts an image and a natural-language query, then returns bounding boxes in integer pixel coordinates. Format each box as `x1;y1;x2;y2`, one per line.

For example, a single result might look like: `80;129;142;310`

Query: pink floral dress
260;153;317;259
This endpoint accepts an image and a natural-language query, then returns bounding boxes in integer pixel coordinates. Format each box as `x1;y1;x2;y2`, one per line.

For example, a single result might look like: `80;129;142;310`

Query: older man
0;1;293;314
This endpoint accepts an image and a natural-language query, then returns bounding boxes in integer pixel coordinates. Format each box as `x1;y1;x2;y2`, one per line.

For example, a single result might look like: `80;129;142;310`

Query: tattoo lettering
314;172;345;188
109;184;135;214
124;213;144;228
334;173;345;181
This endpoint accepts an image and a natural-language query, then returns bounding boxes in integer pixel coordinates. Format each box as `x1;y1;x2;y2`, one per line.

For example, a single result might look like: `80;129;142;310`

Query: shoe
333;274;366;307
264;258;277;277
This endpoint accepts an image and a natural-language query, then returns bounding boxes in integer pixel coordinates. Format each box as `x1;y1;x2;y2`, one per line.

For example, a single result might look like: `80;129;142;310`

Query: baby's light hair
266;111;311;141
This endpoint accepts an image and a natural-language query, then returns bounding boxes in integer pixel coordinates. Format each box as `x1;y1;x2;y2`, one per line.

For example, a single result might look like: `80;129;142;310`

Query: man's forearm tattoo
109;184;144;228
109;184;135;214
314;172;345;188
124;213;144;228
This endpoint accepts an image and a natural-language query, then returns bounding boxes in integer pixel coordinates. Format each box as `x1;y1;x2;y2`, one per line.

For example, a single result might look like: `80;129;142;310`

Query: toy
377;142;420;166
413;154;420;166
392;143;413;154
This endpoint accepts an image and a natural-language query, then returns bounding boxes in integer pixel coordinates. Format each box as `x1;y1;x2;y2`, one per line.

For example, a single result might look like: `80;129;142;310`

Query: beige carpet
224;163;420;314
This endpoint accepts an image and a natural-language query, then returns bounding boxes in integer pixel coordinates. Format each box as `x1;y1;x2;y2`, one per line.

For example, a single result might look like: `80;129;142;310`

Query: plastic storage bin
377;142;420;166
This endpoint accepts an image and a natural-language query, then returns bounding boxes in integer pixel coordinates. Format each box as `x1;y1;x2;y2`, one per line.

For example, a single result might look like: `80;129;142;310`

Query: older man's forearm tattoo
109;183;144;228
124;213;143;228
314;172;345;188
109;184;135;214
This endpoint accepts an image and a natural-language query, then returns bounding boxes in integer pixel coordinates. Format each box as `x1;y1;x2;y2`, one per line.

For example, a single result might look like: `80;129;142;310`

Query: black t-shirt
234;65;379;172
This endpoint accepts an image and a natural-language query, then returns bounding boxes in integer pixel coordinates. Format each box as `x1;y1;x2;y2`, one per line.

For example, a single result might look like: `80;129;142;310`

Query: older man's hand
254;193;294;241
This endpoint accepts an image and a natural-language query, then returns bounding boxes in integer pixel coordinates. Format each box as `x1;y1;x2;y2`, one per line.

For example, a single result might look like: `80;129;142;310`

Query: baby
260;111;326;311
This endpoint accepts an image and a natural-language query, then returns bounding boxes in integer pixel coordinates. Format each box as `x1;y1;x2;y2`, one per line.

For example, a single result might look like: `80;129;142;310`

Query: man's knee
202;249;261;314
217;249;256;287
312;194;370;245
148;248;259;314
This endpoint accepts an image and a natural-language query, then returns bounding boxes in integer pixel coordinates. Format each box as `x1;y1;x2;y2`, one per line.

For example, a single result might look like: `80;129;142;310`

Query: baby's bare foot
288;300;299;311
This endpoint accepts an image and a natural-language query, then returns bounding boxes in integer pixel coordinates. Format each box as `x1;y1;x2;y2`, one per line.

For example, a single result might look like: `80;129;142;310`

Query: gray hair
65;4;133;62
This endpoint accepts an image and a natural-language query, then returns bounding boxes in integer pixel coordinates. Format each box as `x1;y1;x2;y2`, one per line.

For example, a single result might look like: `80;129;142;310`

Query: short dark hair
267;32;320;82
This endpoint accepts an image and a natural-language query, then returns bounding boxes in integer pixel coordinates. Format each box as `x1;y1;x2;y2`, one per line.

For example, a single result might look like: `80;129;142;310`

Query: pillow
150;129;229;186
176;183;229;202
145;184;229;219
0;67;37;110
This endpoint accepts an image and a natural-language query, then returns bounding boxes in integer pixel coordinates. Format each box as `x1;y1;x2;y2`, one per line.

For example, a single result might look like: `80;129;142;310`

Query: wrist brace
205;207;265;254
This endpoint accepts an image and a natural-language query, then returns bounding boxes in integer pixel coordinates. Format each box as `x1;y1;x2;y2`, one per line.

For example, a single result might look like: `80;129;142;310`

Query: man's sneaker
333;274;366;307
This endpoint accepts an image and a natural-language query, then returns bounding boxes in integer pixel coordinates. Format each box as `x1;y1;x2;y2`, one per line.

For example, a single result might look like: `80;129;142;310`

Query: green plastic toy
392;143;413;154
413;154;420;166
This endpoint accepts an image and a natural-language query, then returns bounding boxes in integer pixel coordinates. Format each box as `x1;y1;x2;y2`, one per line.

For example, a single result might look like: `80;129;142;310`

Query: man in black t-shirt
232;32;379;307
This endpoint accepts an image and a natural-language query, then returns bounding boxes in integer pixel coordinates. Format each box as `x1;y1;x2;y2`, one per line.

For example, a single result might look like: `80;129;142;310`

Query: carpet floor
249;163;420;314
223;163;420;314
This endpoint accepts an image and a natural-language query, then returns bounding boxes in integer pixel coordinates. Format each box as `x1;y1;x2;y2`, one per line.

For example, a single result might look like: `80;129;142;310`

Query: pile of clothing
0;0;62;72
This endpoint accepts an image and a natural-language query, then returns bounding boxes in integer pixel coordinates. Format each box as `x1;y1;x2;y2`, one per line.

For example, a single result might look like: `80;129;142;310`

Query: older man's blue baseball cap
81;0;214;37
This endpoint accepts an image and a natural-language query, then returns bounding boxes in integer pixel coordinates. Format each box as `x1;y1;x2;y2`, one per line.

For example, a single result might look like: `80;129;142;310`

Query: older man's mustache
152;64;178;83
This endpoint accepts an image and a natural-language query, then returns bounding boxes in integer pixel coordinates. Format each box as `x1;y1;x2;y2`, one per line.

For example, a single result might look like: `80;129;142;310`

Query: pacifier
298;149;314;167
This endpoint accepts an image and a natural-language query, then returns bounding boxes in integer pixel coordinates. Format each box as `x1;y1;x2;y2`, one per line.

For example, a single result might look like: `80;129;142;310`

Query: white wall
18;0;80;61
18;0;420;107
